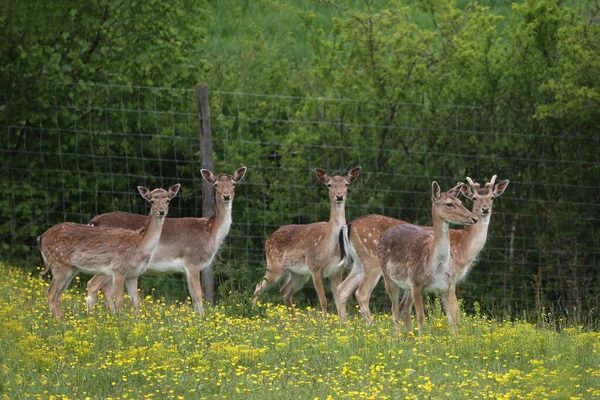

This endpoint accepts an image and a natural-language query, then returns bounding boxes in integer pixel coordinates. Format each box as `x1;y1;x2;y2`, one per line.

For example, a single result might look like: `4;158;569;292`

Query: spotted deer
379;182;477;337
252;167;361;318
86;167;247;314
37;184;180;318
337;175;509;325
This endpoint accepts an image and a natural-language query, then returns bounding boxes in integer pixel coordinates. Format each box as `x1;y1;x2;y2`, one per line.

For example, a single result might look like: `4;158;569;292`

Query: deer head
138;184;180;217
432;182;477;226
315;166;361;203
460;175;510;217
201;167;247;204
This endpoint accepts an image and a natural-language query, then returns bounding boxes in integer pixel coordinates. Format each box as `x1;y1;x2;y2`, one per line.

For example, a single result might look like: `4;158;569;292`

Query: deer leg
411;285;425;338
355;259;382;326
336;261;363;324
185;265;204;315
252;261;284;308
86;274;112;312
442;286;459;337
383;275;402;335
125;277;140;315
112;272;126;313
280;272;310;319
47;266;78;319
311;272;328;318
399;291;413;335
329;268;344;320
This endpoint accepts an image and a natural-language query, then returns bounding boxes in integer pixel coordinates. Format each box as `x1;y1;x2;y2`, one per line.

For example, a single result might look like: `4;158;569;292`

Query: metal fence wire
1;83;598;322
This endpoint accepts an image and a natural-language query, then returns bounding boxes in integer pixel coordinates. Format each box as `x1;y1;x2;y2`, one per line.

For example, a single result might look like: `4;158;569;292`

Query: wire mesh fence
1;82;598;322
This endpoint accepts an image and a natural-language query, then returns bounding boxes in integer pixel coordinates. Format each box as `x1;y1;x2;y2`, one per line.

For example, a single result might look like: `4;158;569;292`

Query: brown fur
86;167;247;315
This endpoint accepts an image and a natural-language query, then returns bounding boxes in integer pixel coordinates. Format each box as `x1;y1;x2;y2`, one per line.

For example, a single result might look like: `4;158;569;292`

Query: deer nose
158;210;166;216
481;207;490;214
471;216;478;224
335;195;344;201
223;195;231;201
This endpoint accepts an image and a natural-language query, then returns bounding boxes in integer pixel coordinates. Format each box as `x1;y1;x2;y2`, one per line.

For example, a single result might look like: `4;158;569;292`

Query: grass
1;262;599;399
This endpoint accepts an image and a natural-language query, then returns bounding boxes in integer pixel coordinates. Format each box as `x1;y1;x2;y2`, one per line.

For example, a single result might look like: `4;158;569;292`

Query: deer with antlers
337;175;509;327
252;167;361;318
86;167;246;314
37;184;180;318
379;182;477;337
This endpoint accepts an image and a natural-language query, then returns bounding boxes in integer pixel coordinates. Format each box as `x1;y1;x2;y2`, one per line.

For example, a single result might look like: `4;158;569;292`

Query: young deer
38;184;180;318
337;175;509;325
252;167;361;318
379;182;477;337
85;167;247;315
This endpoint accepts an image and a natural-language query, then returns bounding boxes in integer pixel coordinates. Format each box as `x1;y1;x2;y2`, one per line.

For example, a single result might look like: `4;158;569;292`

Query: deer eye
472;197;477;201
166;199;170;203
150;200;155;204
445;203;454;208
345;183;349;187
327;184;332;188
491;195;494;200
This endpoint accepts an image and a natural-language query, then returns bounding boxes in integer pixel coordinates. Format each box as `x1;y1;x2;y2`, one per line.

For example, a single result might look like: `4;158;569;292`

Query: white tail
85;167;247;315
336;175;510;325
38;184;180;318
252;167;361;318
379;182;477;337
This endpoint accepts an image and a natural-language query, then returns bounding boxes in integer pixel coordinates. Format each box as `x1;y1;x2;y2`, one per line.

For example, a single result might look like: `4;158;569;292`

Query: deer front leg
125;277;140;315
330;268;344;320
311;272;328;318
383;274;402;335
442;285;459;337
185;265;204;315
355;259;382;326
399;291;413;335
411;284;425;338
112;272;126;313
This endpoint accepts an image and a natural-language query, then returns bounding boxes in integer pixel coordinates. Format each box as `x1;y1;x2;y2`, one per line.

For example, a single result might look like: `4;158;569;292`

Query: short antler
485;175;497;190
466;177;480;189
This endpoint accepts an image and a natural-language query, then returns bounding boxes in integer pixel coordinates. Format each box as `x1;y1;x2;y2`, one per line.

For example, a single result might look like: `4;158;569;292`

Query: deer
336;175;509;325
379;182;477;337
37;184;180;318
85;167;247;315
252;167;361;318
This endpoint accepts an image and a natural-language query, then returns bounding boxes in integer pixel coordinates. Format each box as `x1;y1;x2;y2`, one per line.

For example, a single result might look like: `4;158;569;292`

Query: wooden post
197;83;215;305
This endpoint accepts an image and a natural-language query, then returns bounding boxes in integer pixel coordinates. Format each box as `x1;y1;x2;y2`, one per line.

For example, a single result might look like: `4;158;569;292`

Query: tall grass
1;262;598;398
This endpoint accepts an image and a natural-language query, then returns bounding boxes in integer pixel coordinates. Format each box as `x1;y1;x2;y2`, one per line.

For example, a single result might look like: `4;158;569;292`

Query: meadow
0;262;598;399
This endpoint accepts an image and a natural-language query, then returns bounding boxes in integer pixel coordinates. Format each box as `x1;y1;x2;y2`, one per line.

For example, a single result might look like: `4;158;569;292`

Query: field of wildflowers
0;262;598;399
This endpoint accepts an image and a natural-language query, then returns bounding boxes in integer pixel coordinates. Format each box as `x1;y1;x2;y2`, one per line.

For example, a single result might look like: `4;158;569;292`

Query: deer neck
209;200;233;245
327;200;346;235
140;213;166;255
430;207;451;265
461;211;491;262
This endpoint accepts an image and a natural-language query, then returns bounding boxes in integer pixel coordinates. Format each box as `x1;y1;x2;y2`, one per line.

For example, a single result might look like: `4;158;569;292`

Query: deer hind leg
336;261;363;324
185;265;205;315
125;277;140;315
355;258;382;326
399;291;414;335
411;285;425;338
86;274;112;312
383;274;402;335
442;285;459;337
280;272;310;319
47;265;78;319
329;268;344;320
252;261;284;309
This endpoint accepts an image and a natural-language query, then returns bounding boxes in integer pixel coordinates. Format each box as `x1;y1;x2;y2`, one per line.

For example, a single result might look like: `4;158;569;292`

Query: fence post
196;83;215;305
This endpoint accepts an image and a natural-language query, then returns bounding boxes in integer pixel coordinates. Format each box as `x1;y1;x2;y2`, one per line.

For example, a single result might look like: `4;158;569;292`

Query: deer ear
346;166;361;184
460;183;474;200
233;167;247;182
431;181;441;202
201;169;216;185
168;184;181;199
447;183;463;198
493;179;510;198
137;186;152;201
315;168;329;183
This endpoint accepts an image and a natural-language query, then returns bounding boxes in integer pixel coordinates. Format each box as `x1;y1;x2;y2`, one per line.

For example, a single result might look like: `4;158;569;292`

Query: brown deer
379;182;477;337
85;167;247;315
336;175;509;325
37;184;180;318
252;167;361;318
